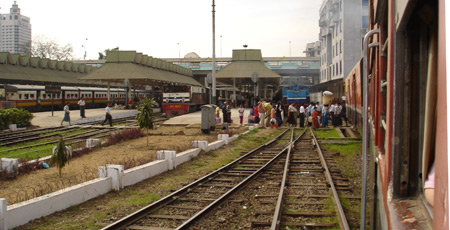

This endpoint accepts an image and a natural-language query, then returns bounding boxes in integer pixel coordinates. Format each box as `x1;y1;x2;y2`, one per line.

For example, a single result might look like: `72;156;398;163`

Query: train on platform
345;0;447;229
0;85;151;112
281;84;310;105
161;85;206;116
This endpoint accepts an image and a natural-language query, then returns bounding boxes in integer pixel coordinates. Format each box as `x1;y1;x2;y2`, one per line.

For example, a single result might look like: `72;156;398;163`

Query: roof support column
233;78;236;107
264;82;267;100
107;82;111;101
211;0;217;104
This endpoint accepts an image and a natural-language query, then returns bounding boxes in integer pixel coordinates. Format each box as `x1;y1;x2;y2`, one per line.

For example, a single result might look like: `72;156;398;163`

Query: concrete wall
0;127;252;229
4;177;112;229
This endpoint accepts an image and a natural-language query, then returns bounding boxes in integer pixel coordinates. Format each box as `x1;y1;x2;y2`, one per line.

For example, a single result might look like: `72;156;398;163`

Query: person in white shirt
287;102;298;126
77;97;86;118
299;104;306;128
329;103;336;127
101;102;113;127
61;102;71;126
238;104;245;125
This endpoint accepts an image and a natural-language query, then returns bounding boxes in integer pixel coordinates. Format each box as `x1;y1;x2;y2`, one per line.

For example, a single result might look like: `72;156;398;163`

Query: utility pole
211;0;217;104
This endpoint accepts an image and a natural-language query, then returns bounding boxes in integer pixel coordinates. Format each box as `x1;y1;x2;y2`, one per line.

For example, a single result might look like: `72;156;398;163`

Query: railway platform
163;107;253;126
31;107;256;128
31;108;139;128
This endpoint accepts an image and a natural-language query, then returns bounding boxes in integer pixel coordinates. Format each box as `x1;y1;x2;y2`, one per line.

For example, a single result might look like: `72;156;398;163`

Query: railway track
103;127;352;229
0;115;169;160
101;128;294;230
189;128;351;230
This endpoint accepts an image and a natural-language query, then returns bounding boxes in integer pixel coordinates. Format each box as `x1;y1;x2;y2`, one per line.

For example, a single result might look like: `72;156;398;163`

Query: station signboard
45;85;61;94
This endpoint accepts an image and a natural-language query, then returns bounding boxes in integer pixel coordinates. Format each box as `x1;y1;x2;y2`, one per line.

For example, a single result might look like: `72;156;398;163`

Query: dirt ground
0;125;244;204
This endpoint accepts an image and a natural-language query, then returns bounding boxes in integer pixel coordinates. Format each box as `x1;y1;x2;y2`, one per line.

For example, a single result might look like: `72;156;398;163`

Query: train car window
30;94;35;99
43;94;47;99
19;94;22;99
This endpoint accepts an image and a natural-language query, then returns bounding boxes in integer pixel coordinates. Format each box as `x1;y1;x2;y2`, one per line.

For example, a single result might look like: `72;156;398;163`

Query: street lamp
289;41;292;58
212;0;217;104
177;43;180;58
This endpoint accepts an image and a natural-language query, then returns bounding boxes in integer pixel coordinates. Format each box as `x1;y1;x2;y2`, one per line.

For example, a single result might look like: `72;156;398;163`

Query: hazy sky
0;1;322;60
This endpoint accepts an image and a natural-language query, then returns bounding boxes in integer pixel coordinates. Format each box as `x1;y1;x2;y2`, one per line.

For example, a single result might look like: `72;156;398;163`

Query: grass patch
18;128;282;230
192;161;205;167
323;142;361;158
313;129;340;139
128;193;160;206
0;143;54;160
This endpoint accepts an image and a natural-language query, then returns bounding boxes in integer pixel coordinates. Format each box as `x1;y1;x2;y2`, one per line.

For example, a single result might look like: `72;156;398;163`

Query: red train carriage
346;0;447;229
162;85;206;116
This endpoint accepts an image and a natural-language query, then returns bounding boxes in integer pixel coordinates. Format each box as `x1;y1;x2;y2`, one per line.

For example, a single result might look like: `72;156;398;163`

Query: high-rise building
0;1;32;55
318;0;368;83
303;41;321;58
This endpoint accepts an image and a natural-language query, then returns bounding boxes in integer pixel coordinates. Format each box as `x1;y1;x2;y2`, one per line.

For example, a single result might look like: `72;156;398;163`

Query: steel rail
270;128;307;230
101;127;292;230
176;128;295;230
311;128;350;230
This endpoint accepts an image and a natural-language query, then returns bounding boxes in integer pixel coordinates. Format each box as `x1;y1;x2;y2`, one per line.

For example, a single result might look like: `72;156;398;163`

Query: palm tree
136;98;157;146
50;136;72;177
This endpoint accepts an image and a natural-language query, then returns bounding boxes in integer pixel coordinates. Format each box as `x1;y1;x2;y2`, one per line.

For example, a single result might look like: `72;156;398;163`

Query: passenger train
0;85;149;112
345;0;447;229
281;84;310;104
161;85;206;116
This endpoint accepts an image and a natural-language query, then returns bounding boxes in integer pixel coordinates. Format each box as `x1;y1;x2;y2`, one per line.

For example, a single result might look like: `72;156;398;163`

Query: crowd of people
215;97;348;129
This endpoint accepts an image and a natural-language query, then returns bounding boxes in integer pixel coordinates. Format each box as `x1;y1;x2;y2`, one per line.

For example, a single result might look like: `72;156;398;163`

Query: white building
319;0;368;83
304;41;321;58
0;1;32;55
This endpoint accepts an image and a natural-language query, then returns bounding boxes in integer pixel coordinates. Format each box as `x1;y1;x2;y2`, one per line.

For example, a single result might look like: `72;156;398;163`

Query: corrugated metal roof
0;63;97;85
79;62;202;86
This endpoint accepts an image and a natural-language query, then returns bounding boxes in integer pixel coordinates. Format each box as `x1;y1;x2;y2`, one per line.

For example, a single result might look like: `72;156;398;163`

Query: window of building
362;0;368;6
336;43;338;56
340;40;342;53
340;61;343;74
340;19;342;32
362;16;369;28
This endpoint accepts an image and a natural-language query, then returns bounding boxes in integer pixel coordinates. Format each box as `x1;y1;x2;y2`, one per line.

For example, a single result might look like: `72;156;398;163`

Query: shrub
105;128;145;146
0;108;33;129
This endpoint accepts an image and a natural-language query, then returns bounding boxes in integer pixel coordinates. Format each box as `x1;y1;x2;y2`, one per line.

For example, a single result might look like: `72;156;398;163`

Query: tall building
318;0;368;83
0;1;32;55
303;41;321;58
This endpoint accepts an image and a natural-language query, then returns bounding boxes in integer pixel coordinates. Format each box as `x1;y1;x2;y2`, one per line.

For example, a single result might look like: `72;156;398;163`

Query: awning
215;49;281;85
79;51;202;87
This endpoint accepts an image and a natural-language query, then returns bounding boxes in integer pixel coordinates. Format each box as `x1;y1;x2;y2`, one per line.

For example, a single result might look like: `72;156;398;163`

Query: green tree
50;136;72;177
136;98;157;146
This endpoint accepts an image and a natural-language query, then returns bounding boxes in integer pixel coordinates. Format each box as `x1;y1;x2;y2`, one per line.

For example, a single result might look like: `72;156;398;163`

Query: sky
0;0;323;60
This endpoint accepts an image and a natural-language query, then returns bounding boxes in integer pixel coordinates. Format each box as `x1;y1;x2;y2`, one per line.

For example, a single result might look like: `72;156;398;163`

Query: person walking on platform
222;102;229;123
253;104;260;124
275;101;283;127
299;104;306;128
238;104;245;125
102;102;113;127
77;97;86;118
61;102;71;126
312;107;320;129
263;101;272;127
257;101;266;127
329;102;336;127
287;102;298;126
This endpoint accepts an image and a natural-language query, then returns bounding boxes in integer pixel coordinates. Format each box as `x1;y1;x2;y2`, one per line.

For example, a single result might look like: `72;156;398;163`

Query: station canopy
0;52;101;86
79;51;202;87
215;49;281;85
